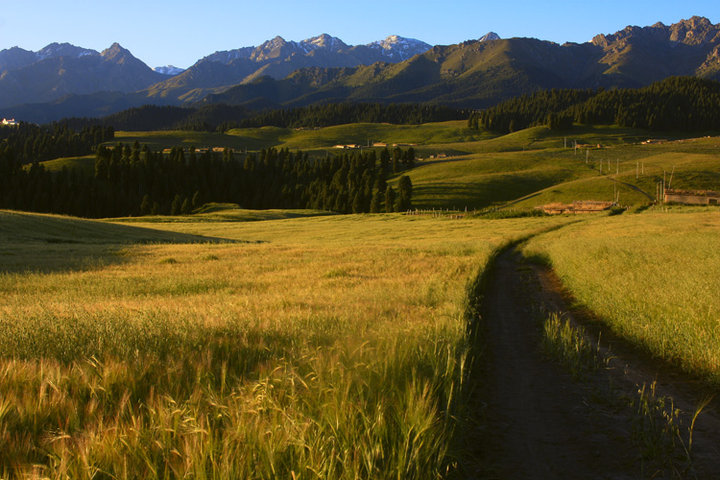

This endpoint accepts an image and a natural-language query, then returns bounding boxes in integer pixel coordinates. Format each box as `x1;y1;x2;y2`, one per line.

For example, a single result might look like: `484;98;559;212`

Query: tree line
215;103;467;131
0;122;114;165
468;77;720;133
62;102;467;133
0;142;414;218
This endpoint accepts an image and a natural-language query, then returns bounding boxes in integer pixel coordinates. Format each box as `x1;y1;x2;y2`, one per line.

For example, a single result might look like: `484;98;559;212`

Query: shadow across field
413;174;562;210
460;239;720;478
0;210;250;274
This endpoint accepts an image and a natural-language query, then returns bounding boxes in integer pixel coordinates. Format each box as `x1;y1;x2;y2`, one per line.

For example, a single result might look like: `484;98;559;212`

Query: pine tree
385;187;396;213
181;197;192;214
191;190;202;210
170;194;183;215
140;194;152;215
352;190;364;213
370;190;383;213
396;175;413;211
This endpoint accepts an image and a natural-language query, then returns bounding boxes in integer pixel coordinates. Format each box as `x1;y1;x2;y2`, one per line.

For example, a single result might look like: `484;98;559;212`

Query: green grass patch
524;211;720;385
541;313;604;380
38;155;96;173
0;211;570;478
111;203;335;224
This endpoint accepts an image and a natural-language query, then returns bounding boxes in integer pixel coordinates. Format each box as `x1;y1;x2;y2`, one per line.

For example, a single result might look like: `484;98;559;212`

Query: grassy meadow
7;120;720;477
42;122;720;213
111;120;488;155
0;209;568;478
524;210;720;385
404;128;720;210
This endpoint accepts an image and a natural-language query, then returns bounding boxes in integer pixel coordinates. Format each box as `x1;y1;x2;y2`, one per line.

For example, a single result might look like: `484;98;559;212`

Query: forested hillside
469;77;720;133
0;140;414;218
0;123;114;164
64;103;467;132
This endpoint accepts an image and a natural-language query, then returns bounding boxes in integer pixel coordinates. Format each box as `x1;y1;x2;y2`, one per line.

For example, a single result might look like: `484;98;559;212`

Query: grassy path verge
471;241;720;478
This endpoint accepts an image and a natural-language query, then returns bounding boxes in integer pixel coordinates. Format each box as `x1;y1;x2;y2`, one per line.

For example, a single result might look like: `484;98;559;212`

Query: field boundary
457;228;720;477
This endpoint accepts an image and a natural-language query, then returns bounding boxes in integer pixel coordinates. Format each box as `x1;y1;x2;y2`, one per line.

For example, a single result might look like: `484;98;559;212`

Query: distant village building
1;118;18;126
664;189;720;206
536;201;615;215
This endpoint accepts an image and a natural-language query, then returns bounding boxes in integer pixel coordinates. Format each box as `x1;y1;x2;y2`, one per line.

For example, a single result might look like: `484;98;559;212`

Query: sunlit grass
524;211;720;385
0;211;567;478
111;121;489;155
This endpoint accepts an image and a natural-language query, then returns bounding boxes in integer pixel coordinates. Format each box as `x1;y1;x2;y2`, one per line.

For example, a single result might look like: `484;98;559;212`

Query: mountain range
0;34;431;119
3;17;720;123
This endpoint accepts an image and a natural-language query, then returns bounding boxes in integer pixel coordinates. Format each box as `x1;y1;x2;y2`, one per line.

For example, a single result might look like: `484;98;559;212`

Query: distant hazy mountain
154;65;186;76
202;16;720;109
0;42;98;73
6;17;720;123
0;42;163;108
0;47;39;72
143;34;432;102
478;32;501;42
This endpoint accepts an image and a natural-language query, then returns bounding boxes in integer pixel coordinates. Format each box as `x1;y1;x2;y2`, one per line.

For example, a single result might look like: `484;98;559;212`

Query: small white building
1;118;18;126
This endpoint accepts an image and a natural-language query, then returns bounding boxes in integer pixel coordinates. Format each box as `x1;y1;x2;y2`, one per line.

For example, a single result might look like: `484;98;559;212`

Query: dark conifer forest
0;140;414;218
5;76;720;219
468;77;720;133
0;123;114;165
65;103;467;132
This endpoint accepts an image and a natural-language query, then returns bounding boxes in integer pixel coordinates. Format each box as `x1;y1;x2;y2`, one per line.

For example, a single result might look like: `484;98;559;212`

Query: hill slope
8;17;720;122
205;17;720;110
0;43;163;108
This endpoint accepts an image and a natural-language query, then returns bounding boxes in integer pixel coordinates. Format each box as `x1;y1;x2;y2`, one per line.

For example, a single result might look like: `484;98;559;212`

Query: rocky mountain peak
251;36;295;61
479;32;501;42
37;42;99;60
102;43;131;59
593;16;720;48
369;35;431;60
264;36;288;49
302;34;347;51
668;16;720;45
154;65;186;76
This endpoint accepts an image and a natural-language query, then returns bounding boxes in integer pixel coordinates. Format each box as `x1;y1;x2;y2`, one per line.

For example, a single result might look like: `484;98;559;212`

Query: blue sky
0;0;717;69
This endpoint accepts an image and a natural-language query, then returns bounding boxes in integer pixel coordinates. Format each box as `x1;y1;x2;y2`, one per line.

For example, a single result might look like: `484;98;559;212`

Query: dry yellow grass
0;212;568;478
524;210;720;384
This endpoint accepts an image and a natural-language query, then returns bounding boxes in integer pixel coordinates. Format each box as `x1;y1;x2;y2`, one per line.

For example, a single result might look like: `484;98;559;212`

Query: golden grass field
0;210;569;478
8;122;720;478
524;209;720;385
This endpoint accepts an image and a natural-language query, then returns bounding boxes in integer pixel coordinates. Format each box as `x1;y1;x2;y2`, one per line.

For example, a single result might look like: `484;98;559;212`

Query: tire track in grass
467;245;720;479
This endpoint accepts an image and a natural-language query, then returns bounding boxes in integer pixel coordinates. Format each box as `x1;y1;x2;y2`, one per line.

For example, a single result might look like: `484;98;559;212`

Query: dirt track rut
467;247;720;480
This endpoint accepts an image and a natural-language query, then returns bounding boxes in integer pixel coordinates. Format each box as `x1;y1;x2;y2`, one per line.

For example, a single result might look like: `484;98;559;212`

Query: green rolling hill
38;121;720;215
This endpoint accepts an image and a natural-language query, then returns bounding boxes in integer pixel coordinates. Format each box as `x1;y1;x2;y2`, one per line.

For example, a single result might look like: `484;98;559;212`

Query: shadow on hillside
413;176;560;210
0;211;256;274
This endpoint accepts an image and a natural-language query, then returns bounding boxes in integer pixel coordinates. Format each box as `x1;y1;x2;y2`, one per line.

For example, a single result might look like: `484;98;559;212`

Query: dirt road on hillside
465;248;720;480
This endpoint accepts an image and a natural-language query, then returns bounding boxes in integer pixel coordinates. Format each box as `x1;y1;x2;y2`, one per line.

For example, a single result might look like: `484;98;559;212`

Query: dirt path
466;246;720;480
609;177;656;202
